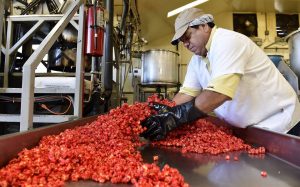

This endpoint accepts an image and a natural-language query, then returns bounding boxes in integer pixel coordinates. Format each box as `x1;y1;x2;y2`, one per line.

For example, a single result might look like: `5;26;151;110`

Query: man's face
180;25;210;56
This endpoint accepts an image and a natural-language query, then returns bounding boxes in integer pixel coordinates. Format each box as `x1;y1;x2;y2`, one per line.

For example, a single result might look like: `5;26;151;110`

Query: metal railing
0;0;85;131
20;0;84;131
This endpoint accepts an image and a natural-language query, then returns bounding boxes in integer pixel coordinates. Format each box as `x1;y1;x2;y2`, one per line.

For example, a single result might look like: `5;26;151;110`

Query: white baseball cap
171;8;213;45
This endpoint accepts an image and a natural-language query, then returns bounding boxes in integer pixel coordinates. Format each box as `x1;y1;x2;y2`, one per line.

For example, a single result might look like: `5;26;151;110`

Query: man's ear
203;24;210;33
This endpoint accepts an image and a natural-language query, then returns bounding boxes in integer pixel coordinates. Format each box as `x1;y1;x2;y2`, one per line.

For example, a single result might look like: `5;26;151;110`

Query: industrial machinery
0;0;143;134
0;0;94;134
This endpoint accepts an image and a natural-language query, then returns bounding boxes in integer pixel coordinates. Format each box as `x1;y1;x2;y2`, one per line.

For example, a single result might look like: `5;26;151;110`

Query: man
140;8;300;141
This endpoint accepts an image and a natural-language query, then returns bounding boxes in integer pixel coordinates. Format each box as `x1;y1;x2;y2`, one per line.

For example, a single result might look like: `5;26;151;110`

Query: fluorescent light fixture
167;0;209;17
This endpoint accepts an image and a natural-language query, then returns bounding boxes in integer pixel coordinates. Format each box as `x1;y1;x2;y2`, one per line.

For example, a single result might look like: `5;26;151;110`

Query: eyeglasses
179;28;193;43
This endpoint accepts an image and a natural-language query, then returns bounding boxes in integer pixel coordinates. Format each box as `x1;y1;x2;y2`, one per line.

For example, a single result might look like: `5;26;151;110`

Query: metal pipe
103;0;113;101
3;18;12;88
84;56;97;103
93;0;98;50
0;0;4;71
120;0;129;35
120;26;133;98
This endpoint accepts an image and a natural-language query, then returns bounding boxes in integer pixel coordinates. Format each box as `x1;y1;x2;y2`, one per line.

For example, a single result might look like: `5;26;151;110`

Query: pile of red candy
0;101;187;187
0;95;265;186
147;95;265;155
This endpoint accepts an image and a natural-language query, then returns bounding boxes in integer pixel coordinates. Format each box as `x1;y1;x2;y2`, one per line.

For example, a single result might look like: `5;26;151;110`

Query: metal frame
20;0;84;131
3;15;12;88
0;0;85;131
73;3;85;118
0;114;75;123
0;0;4;67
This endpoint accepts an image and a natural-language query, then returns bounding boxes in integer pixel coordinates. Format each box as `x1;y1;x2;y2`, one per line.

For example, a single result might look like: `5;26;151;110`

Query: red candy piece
261;171;267;177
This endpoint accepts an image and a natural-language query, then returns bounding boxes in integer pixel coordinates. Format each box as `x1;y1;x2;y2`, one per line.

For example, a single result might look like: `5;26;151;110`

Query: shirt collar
205;26;217;51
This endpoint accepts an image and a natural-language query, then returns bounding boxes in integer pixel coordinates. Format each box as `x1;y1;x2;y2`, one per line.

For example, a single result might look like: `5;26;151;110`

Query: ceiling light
167;0;209;17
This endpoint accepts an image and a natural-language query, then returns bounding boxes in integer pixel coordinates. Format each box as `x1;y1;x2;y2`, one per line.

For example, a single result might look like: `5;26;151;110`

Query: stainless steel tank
141;49;179;85
286;29;300;86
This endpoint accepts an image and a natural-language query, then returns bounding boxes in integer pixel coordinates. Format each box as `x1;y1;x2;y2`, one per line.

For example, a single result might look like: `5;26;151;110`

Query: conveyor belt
0;116;300;187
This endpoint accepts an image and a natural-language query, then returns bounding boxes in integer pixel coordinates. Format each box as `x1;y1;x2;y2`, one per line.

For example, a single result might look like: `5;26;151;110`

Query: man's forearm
172;93;194;105
195;90;231;113
173;90;230;114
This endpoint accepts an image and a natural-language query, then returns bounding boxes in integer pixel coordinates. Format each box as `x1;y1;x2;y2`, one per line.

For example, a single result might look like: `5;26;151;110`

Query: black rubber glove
149;102;171;113
141;99;207;141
